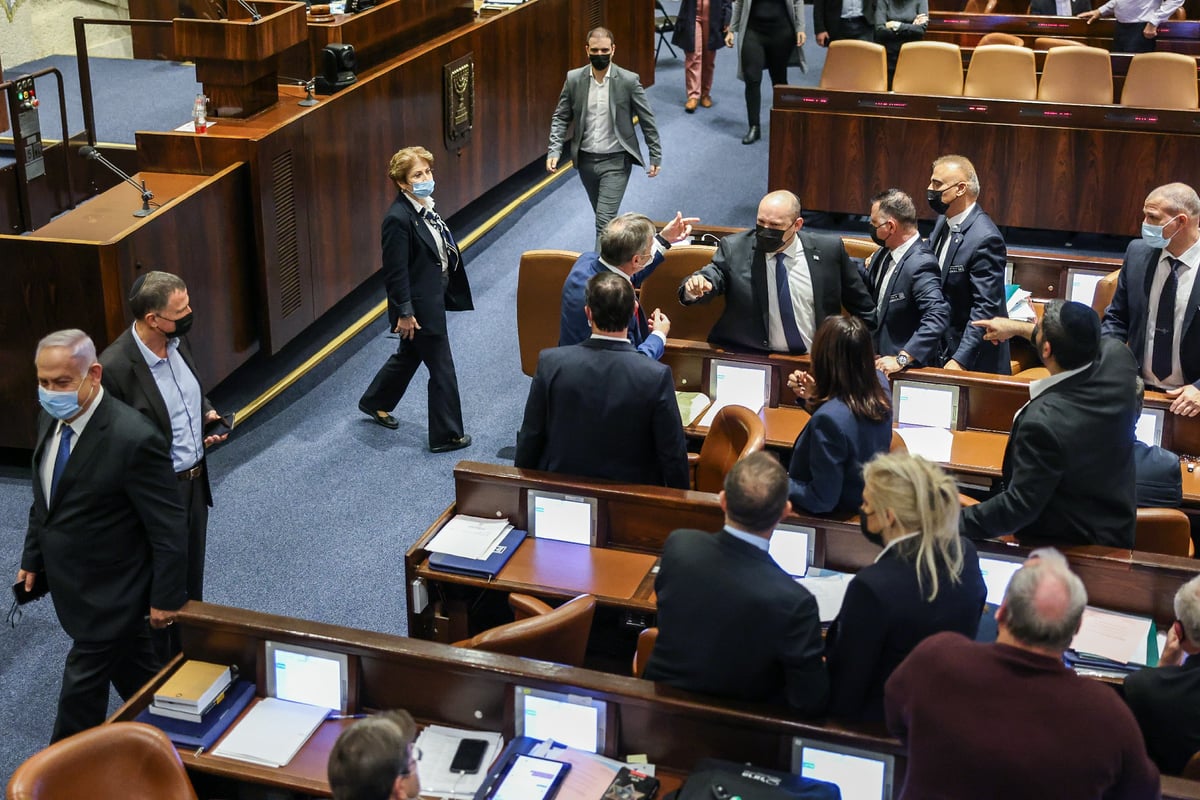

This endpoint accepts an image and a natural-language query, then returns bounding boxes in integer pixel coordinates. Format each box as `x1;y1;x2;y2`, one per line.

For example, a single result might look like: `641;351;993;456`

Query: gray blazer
730;0;806;81
547;63;661;168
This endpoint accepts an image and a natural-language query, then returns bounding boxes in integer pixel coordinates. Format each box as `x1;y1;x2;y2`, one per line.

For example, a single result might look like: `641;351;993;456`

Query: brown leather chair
890;429;909;453
1135;507;1194;557
1033;36;1085;49
963;0;999;12
893;42;965;95
1091;269;1120;317
517;249;579;377
7;722;198;800
819;40;889;92
1121;52;1200;110
976;32;1025;46
632;626;659;678
841;236;878;261
690;405;766;492
1183;749;1200;780
1038;45;1113;104
965;44;1038;100
637;244;723;342
454;593;596;667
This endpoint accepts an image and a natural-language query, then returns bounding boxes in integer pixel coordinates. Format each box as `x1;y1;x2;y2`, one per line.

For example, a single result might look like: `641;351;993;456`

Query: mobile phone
449;737;489;774
489;755;570;800
204;412;235;437
11;575;49;605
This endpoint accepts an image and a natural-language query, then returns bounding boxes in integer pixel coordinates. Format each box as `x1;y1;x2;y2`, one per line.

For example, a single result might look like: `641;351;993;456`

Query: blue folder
429;528;527;579
136;679;256;749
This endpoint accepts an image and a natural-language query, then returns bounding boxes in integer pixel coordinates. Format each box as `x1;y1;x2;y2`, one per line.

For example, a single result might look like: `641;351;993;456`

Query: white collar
1029;361;1091;401
875;531;921;563
947;202;977;229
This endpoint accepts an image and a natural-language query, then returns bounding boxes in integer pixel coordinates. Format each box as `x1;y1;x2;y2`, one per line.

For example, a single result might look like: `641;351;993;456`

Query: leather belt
176;461;204;481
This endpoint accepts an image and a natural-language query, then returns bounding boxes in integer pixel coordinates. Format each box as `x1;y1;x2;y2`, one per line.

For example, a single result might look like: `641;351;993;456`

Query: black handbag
666;759;842;800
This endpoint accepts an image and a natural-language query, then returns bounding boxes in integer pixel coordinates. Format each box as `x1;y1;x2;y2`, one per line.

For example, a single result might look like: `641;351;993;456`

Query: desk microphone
78;145;156;218
234;0;262;19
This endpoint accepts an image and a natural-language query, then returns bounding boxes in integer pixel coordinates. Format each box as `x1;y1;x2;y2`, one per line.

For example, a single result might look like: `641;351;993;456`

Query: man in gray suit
547;27;662;243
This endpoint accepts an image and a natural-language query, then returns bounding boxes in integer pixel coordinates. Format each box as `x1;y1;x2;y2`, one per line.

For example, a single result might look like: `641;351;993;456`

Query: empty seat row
820;40;1200;109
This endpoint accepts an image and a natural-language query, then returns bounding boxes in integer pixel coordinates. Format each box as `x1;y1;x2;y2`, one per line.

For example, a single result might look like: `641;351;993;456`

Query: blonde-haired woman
825;452;985;721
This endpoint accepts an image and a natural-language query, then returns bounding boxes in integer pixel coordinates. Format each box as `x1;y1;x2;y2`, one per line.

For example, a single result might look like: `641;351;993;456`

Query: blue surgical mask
1142;218;1178;249
410;179;435;198
38;384;88;421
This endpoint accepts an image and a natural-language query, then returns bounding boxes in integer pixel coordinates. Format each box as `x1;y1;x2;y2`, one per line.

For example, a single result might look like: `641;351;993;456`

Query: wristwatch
896;353;911;370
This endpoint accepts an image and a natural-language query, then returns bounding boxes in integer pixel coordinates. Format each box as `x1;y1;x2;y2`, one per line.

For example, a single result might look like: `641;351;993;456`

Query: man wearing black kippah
960;300;1139;547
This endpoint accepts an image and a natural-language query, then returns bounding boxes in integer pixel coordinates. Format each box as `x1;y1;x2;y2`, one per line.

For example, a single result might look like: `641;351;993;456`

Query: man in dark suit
360;146;473;453
19;329;188;742
1125;574;1200;775
961;302;1139;546
99;271;227;605
1101;182;1200;417
864;188;950;375
814;0;876;46
517;271;688;488
925;155;1010;374
547;27;662;243
559;211;696;359
644;451;828;713
1030;0;1089;14
678;190;877;354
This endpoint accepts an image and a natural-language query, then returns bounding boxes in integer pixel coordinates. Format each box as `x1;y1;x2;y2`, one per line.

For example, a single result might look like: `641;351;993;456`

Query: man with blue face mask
1101;182;1200;417
19;329;187;743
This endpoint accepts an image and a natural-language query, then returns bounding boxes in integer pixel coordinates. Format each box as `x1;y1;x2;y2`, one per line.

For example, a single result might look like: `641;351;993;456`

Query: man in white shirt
1079;0;1183;52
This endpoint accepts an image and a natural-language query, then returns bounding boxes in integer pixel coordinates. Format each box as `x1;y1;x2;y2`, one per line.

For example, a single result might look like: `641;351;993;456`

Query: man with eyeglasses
328;710;422;800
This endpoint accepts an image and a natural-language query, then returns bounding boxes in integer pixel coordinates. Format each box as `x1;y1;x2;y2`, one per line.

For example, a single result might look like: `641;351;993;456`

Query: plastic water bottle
192;93;208;134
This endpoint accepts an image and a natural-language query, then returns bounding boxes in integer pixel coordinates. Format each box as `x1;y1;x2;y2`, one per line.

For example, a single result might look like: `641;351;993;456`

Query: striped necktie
420;206;461;272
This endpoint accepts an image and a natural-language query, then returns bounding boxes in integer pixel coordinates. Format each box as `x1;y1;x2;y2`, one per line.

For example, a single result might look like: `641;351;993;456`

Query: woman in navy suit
786;315;892;514
826;452;986;721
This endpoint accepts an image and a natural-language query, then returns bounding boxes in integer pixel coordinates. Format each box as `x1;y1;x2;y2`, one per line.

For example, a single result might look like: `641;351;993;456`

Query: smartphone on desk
449;738;489;774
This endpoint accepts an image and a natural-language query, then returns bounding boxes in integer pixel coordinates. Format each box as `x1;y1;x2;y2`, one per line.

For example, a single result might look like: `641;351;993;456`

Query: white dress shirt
1096;0;1182;25
936;202;976;269
764;235;816;352
40;387;104;501
1143;239;1200;389
132;324;203;471
876;233;920;310
579;71;622;155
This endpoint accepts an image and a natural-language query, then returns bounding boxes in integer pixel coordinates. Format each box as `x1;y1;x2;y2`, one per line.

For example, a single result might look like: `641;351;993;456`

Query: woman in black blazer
825;452;986;721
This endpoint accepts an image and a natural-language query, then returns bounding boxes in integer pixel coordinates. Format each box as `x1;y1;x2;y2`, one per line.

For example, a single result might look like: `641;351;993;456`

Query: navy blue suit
515;337;689;488
644;529;829;714
1101;239;1200;389
928;207;1011;374
788;389;893;515
558;249;665;359
1134;441;1183;508
826;536;986;721
867;239;950;366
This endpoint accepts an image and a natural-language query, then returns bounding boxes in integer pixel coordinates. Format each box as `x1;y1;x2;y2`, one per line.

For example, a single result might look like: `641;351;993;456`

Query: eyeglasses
400;745;422;776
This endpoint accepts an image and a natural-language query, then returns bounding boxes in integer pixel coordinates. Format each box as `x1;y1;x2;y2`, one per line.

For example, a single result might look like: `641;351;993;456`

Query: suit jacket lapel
402;198;439;260
47;396;111;514
32;415;53;513
942;207;979;277
751;247;771;340
879;246;911;319
123;332;172;436
1182;260;1200;339
799;232;827;312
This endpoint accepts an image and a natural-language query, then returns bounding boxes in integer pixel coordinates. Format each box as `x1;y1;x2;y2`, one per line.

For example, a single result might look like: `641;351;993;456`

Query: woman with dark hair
786;314;892;514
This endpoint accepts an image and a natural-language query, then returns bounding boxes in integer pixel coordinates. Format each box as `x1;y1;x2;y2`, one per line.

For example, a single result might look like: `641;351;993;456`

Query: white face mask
1142;216;1180;249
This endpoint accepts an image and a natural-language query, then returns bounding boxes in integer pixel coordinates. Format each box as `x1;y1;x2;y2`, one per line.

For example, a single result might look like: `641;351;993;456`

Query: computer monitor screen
264;640;350;712
708;360;771;410
792;737;895;800
1136;407;1165;448
894;381;960;429
769;524;816;578
978;555;1023;607
1066;269;1107;306
513;687;608;754
527;491;598;546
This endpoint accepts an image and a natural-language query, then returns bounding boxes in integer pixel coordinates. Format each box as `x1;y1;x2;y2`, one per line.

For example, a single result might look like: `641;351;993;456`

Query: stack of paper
796;570;853;622
1069;607;1159;668
892;427;954;463
675;391;713;427
415;725;505;799
211;697;329;767
1006;285;1036;322
427;515;513;560
527;740;658;799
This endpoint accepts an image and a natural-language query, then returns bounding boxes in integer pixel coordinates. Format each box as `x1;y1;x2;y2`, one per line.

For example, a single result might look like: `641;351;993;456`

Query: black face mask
860;514;885;548
868;222;889;248
754;225;788;253
164;312;194;339
926;187;952;216
589;54;611;71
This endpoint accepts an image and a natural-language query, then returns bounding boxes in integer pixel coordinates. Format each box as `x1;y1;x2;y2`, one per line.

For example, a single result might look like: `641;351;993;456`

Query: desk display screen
708;360;771;411
514;687;607;753
1066;269;1106;306
769;525;816;578
793;738;894;800
979;556;1023;607
528;491;597;546
1136;408;1165;448
264;640;349;711
491;755;568;800
894;381;959;430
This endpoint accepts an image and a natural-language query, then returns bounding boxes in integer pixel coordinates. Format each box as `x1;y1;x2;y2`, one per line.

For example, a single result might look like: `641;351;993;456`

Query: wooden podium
174;0;307;118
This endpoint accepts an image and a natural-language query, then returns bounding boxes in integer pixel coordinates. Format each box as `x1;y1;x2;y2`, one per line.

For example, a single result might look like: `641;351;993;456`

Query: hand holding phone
203;412;235;445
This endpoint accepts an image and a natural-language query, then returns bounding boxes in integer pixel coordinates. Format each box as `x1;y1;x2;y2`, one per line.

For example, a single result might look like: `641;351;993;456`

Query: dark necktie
420;206;461;272
872;251;893;301
1152;256;1183;383
630;295;647;345
774;253;807;353
50;424;73;499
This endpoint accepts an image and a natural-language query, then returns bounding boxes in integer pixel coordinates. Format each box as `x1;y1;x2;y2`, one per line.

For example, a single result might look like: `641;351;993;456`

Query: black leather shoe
742;125;761;145
359;402;399;430
430;434;472;453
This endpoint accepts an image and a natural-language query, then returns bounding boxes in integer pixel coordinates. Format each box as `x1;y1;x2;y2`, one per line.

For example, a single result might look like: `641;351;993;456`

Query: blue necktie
420;206;461;272
1152;256;1183;383
774;253;807;354
50;425;73;499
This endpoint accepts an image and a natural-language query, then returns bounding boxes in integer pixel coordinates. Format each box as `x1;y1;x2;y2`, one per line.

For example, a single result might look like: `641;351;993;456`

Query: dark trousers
741;25;794;128
831;16;874;42
1112;21;1156;53
576;150;633;245
53;625;159;742
360;329;465;447
154;467;207;661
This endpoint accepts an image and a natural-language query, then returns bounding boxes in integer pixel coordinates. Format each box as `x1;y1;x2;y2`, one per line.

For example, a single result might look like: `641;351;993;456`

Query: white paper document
415;725;505;799
427;515;513;559
211;697;329;767
893;426;955;463
796;570;853;622
1070;607;1154;665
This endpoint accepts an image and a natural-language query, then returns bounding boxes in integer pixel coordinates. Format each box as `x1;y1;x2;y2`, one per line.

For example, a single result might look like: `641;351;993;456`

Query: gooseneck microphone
234;0;262;20
79;145;156;218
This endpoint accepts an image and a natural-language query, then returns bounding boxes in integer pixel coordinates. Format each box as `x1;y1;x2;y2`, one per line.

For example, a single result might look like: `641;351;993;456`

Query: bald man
886;549;1159;800
1102;182;1200;417
679;190;876;353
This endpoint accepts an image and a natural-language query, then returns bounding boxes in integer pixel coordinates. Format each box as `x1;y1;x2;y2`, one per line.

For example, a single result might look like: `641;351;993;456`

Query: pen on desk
328;714;369;720
194;745;206;757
